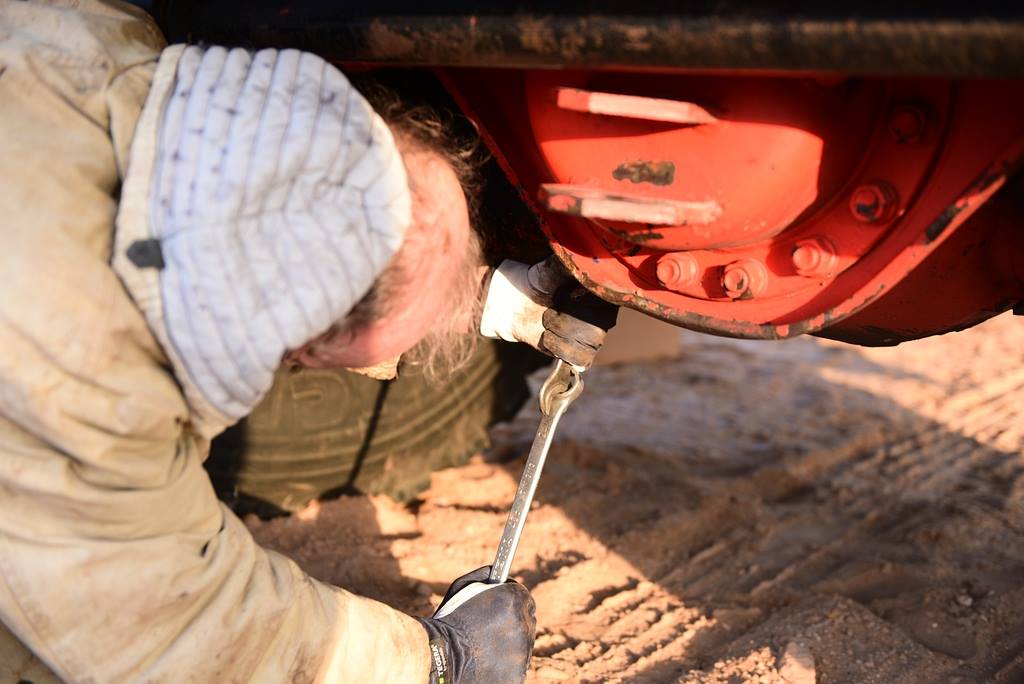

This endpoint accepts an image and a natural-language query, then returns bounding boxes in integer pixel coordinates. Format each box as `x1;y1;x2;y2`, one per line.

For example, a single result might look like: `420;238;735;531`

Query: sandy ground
248;314;1024;683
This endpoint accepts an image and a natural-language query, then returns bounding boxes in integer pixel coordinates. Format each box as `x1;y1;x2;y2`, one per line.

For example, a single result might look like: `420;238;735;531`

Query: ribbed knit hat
114;45;410;432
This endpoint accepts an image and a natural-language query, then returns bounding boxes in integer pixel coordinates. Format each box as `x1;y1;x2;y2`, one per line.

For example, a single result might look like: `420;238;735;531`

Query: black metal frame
152;1;1024;76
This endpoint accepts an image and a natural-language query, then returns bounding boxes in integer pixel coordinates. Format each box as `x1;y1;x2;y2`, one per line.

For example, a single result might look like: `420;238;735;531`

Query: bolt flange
656;253;700;291
722;259;768;299
849;182;898;224
791;237;838;278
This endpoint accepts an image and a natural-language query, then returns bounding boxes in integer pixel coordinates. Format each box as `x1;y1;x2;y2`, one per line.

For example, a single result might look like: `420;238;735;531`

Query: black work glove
418;566;536;684
479;256;619;369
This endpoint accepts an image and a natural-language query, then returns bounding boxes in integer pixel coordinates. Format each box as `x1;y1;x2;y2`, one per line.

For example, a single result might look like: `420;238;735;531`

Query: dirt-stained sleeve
0;408;429;682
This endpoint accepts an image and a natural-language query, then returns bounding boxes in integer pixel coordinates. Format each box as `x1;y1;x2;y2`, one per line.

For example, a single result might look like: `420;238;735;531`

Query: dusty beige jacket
0;1;429;681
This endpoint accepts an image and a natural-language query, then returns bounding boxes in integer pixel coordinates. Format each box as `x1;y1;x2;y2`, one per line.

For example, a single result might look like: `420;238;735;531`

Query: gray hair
345;84;487;382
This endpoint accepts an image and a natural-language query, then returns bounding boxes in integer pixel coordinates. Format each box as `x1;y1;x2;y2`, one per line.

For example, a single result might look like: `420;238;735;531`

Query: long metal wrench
488;360;584;584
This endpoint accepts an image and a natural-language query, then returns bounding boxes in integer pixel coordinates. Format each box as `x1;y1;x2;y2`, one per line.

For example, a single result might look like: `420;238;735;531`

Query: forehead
405;148;461;193
405;150;470;244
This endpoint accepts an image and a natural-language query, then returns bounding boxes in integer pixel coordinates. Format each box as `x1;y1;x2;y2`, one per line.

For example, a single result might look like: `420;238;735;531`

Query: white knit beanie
113;45;410;432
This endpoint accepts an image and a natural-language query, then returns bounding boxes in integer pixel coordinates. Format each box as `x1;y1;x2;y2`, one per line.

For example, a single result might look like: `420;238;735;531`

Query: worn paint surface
612;160;676;186
924;164;1009;243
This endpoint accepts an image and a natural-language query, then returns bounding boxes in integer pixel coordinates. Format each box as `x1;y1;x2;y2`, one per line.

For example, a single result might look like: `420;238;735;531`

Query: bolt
656;253;699;290
849;182;898;224
888;104;930;144
721;259;768;299
791;237;837;278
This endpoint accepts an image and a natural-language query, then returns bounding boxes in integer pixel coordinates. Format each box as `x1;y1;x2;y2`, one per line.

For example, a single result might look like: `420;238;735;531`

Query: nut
721;259;768;299
791;237;838;278
888;104;931;144
849;182;898;224
655;253;700;290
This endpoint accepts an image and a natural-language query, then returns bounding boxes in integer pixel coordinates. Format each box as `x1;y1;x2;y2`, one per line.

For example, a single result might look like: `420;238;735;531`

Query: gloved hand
418;567;536;684
479;256;619;368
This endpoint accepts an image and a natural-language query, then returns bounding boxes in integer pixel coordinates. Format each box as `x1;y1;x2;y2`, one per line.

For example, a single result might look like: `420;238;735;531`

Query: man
0;1;614;682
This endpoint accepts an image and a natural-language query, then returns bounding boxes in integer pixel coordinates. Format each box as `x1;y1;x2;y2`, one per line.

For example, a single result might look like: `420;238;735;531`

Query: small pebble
778;641;816;684
956;594;973;608
295;499;321;522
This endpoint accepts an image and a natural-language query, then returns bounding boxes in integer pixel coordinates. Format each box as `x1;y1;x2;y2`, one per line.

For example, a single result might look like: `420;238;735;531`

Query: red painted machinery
442;70;1024;345
159;2;1024;346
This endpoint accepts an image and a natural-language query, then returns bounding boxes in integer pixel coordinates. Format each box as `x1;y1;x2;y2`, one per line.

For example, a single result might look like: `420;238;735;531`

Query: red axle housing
441;69;1024;345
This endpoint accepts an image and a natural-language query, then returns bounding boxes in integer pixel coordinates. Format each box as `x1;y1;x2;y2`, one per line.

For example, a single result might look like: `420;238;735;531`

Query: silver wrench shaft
489;361;583;584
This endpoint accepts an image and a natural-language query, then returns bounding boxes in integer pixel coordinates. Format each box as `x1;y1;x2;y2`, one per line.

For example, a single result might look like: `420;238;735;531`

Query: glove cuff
417;618;455;684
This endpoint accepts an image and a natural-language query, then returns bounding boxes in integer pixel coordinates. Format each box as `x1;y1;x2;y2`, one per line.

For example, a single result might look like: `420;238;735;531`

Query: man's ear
282;349;303;369
284;324;357;369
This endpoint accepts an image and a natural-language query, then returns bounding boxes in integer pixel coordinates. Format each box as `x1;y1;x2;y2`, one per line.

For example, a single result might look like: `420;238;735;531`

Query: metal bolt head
791;237;837;278
721;259;767;299
849;182;898;224
888;104;930;144
656;253;699;291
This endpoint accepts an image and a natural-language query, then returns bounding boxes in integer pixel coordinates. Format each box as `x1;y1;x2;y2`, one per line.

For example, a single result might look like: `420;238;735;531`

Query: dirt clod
778;641;816;684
